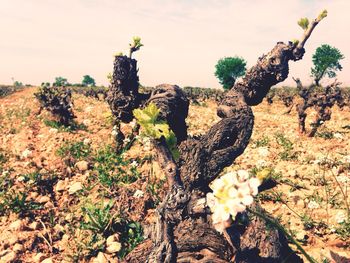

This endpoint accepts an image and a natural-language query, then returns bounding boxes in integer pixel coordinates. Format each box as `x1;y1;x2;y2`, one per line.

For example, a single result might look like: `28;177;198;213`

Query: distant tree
215;56;247;90
82;75;96;87
13;81;23;87
53;77;68;87
311;44;344;86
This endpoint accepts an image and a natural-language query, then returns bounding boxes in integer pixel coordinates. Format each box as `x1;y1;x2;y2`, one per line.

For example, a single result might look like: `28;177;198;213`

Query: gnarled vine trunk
106;15;325;263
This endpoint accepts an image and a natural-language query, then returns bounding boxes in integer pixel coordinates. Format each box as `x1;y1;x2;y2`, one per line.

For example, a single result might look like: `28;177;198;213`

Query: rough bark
147;84;189;143
293;78;344;136
108;16;324;262
106;55;142;123
34;86;75;126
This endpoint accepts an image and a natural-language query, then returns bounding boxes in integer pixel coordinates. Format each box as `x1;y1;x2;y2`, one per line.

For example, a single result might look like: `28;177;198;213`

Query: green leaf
318;9;327;21
133;103;179;159
133;103;160;125
297;17;309;30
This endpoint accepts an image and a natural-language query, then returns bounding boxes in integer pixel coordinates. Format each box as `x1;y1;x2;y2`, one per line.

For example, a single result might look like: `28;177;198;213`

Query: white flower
307;200;320;210
130;160;138;168
49;128;58;134
83;119;91;126
130;120;137;128
133;190;144;198
206;170;261;233
336;175;350;184
258;147;269;157
256;159;267;168
22;149;32;159
333;132;343;139
83;138;91;145
335;211;347;224
123;137;131;144
342;155;350;163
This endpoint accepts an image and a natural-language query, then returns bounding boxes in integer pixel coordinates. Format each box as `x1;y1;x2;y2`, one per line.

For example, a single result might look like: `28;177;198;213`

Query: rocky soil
0;87;349;262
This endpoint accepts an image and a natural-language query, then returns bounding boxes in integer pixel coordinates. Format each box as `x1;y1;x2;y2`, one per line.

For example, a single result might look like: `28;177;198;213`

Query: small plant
119;221;144;258
81;201;118;235
0;190;41;216
335;220;350;240
253;136;270;148
129;36;143;58
133;103;179;159
57;141;92;161
93;146;139;187
275;133;298;160
44;119;87;132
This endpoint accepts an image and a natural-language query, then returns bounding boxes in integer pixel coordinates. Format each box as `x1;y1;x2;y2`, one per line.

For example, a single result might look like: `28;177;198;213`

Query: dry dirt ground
0;87;349;262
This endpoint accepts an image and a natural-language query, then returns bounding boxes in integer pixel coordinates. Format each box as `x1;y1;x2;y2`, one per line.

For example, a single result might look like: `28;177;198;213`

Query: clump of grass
93;145;139;187
119;221;143;258
335;221;350;240
57;141;92;161
65;200;143;261
81;201;118;235
253;135;270;148
0;190;41;216
275;133;298;161
44;119;87;132
315;130;334;139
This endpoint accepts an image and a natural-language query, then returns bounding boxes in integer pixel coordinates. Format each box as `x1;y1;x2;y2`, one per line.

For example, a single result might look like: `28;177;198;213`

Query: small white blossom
307;200;320;210
83;119;91;126
206;170;261;233
133;190;144;198
256;159;267;168
123;137;131;144
22;149;32;159
333;132;343;139
130;119;137;128
130;160;138;168
49;128;58;134
336;175;350;184
258;147;269;157
83;138;91;145
335;211;347;224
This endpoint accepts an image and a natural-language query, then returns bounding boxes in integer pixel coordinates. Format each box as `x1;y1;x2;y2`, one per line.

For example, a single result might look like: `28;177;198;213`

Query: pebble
33;252;45;262
75;160;89;172
8;236;19;246
42;258;53;263
28;221;40;230
55;180;66;192
106;241;121;254
0;250;16;262
54;224;65;234
37;196;51;204
68;182;83;195
9;220;23;231
92;252;108;263
13;243;24;253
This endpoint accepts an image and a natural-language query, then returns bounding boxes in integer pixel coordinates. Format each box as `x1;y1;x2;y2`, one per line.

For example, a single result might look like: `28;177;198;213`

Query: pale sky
1;0;349;88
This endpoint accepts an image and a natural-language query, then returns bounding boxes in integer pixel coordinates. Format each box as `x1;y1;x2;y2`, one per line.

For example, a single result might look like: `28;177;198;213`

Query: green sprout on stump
129;36;143;58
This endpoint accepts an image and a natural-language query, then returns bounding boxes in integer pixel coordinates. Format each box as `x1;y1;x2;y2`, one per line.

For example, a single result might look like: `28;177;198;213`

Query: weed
0;190;41;216
301;213;316;230
335;220;350;240
253;135;270;148
93;146;139;187
275;133;298;161
81;201;118;235
44;119;87;132
57;141;91;160
315;130;334;139
119;221;144;258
